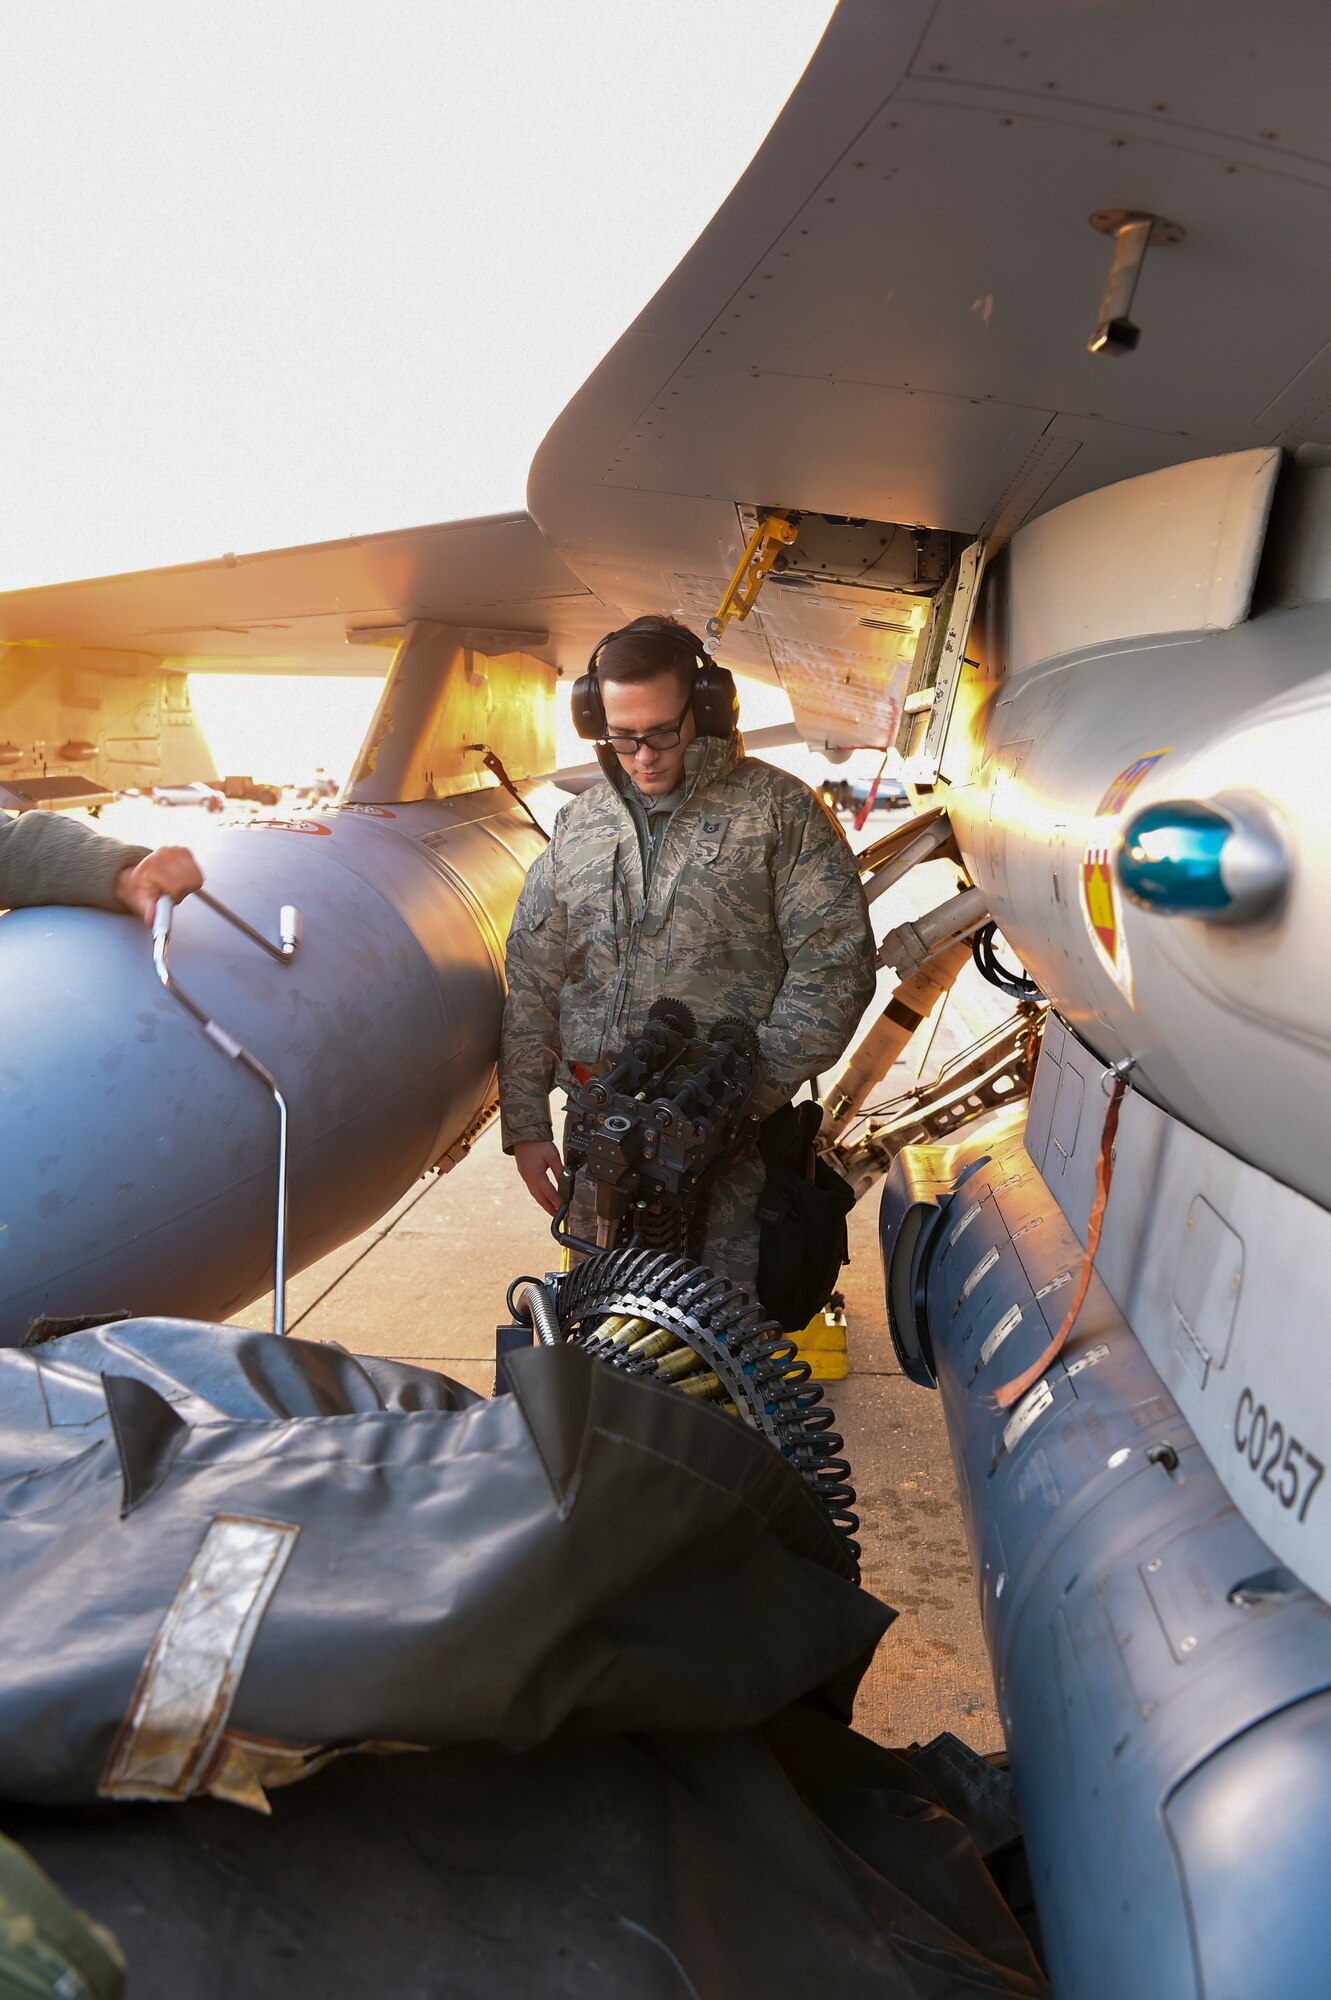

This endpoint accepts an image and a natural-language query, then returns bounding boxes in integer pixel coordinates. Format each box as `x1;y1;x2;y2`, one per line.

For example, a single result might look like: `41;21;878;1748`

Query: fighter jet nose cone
1117;797;1288;924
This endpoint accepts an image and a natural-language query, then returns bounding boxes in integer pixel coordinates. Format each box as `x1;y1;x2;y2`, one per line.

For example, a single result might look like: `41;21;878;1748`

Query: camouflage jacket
499;734;876;1147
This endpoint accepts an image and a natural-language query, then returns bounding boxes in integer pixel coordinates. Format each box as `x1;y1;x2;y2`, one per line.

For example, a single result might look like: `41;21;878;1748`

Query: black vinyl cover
0;1318;1046;1996
0;1320;879;1805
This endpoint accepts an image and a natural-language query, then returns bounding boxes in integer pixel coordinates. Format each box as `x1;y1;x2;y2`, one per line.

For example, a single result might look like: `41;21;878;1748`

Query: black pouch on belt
755;1098;855;1332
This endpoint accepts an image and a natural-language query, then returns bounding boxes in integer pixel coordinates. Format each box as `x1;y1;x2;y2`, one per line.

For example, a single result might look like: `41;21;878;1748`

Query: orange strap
994;1075;1126;1411
853;748;891;833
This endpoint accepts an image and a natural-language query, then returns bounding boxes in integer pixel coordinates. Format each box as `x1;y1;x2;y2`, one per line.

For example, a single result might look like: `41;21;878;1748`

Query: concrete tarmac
236;817;1009;1757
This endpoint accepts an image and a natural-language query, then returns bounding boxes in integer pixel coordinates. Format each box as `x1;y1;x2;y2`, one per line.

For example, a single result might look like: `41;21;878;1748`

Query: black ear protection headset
571;618;739;742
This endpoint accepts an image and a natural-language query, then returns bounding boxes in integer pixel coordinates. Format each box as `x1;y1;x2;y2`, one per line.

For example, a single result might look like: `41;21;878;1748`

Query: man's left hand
115;846;204;922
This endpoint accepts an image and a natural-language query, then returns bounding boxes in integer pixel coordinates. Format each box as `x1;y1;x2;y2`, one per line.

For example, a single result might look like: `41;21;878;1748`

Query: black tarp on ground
0;1320;1046;1996
10;1714;1046;1999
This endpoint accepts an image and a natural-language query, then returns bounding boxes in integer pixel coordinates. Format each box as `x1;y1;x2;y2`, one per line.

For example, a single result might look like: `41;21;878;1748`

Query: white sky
2;0;836;593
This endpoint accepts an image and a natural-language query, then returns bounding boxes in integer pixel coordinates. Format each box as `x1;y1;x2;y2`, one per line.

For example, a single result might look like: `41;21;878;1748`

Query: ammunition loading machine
554;999;762;1257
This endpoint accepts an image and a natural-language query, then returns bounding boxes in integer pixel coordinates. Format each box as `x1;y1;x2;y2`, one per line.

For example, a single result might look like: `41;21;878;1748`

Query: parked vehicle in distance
149;780;225;812
819;775;910;815
220;774;281;806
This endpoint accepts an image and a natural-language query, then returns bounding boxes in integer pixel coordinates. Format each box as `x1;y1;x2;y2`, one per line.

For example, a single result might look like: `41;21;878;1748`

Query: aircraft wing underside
0;513;608;794
0;511;605;676
528;0;1331;749
6;1;1331;768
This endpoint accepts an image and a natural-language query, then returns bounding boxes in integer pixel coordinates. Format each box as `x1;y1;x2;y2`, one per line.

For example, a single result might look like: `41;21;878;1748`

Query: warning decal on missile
1078;746;1170;1003
241;819;331;836
1080;842;1135;1005
1096;748;1171;816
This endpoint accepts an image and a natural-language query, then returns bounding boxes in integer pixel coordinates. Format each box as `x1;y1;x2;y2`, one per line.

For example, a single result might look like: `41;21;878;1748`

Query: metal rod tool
151;890;302;1336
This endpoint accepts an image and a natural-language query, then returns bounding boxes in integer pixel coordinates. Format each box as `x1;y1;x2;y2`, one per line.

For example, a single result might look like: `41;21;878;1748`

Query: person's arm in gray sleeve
0;812;150;912
753;794;877;1117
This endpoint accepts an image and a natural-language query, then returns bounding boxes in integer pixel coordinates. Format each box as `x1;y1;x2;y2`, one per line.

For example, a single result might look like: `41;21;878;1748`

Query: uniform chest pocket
677;816;776;935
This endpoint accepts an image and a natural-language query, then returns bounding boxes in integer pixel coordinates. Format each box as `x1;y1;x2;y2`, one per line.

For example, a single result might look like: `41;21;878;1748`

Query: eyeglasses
603;694;692;757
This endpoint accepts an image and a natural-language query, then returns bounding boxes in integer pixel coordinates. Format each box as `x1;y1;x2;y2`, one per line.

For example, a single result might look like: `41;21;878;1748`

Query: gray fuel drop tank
0;791;544;1339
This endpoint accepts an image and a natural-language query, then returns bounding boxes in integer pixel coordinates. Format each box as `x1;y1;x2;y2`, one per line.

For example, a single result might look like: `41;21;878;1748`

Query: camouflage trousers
563;1119;766;1296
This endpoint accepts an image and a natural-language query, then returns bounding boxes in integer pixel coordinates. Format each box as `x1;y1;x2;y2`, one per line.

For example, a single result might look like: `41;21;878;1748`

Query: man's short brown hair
595;616;705;695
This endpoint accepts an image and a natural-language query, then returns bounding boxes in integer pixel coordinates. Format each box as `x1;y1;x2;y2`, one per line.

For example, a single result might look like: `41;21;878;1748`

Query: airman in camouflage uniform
500;621;876;1291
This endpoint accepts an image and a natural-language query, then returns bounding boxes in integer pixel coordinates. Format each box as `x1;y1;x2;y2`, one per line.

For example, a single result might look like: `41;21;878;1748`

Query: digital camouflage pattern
500;735;876;1280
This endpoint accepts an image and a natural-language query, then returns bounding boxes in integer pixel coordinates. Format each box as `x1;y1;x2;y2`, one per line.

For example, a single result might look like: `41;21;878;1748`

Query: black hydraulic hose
972;920;1043;1000
551;1199;601;1257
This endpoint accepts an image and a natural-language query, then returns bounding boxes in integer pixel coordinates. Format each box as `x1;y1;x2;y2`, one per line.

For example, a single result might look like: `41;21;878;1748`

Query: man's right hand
514;1139;564;1216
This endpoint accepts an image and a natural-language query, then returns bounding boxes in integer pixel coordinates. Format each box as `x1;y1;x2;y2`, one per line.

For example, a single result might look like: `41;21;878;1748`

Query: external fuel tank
0;790;544;1340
